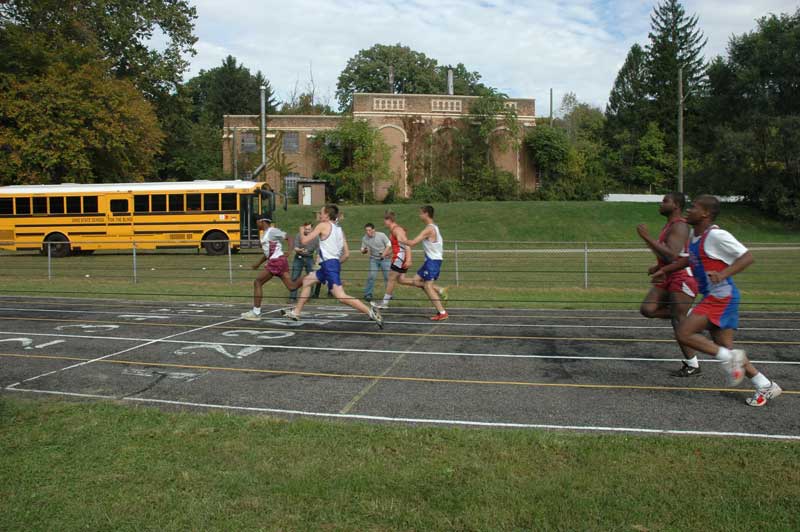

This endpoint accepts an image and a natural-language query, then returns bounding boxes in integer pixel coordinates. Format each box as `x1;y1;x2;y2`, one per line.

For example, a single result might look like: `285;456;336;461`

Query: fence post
454;240;460;287
227;240;233;284
47;242;52;281
583;241;589;289
132;242;137;284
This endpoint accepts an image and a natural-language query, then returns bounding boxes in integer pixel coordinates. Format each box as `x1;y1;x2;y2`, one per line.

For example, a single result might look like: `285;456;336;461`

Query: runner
398;205;448;321
636;192;700;376
372;211;412;310
240;215;302;321
653;195;782;406
282;204;383;328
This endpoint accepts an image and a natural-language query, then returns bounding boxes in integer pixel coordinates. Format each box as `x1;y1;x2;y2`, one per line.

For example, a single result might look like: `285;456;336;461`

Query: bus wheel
203;231;228;256
44;233;71;258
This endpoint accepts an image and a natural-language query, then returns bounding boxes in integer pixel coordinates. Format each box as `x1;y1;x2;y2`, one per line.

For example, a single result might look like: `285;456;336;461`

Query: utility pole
549;88;553;126
678;68;685;193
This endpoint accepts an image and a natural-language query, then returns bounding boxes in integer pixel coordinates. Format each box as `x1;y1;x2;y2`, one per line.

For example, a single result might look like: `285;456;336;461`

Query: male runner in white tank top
240;215;303;320
282;204;383;328
399;205;449;321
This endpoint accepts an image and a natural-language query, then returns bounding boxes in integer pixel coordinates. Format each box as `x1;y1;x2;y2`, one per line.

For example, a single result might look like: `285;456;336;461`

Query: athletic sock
253;307;261;315
382;294;393;304
715;346;732;362
751;372;770;389
685;356;699;368
439;310;447;315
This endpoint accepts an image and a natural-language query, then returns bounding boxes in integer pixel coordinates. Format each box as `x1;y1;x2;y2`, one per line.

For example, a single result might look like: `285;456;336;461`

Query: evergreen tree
605;44;649;137
645;0;707;142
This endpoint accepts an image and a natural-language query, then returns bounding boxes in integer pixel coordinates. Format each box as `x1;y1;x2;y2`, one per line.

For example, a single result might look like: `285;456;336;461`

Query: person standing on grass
282;204;383;328
652;195;782;407
637;192;700;377
372;211;412;310
361;223;391;302
397;205;449;321
289;221;320;302
241;215;302;321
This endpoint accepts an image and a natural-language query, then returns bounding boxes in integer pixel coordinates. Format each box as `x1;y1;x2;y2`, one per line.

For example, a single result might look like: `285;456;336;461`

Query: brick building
222;92;536;200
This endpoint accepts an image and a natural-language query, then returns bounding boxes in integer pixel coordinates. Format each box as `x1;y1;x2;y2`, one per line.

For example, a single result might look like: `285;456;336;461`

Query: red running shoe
430;312;448;321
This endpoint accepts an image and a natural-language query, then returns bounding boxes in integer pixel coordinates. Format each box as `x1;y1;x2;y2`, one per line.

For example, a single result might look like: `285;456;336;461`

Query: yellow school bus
0;180;278;257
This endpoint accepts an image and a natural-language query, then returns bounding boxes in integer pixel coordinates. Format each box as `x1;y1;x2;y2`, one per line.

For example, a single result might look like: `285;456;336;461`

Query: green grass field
1;398;798;531
2;200;798;530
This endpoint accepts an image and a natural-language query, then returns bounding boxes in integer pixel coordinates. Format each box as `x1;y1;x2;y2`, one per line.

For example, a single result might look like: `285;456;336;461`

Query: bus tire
203;230;228;256
44;233;71;258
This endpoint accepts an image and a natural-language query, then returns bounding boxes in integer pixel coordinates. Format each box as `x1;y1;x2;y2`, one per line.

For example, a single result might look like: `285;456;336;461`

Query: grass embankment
2;201;798;309
1;398;798;531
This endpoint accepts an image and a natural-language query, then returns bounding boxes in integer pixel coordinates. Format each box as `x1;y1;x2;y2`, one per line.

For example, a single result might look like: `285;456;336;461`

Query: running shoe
430;312;449;321
240;310;261;321
672;363;702;377
368;305;384;329
371;301;388;310
726;349;746;386
438;287;449;302
280;308;300;321
746;381;782;407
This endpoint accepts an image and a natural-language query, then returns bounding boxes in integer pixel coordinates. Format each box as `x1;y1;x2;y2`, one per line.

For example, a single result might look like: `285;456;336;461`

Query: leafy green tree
0;63;164;185
0;0;197;101
314;118;391;203
185;56;277;126
280;93;335;115
335;43;491;110
525;125;570;181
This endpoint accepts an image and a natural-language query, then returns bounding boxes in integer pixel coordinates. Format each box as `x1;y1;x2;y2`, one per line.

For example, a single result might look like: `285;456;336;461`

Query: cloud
185;0;798;113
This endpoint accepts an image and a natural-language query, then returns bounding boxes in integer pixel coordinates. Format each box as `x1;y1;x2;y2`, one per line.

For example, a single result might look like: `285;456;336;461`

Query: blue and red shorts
690;294;739;329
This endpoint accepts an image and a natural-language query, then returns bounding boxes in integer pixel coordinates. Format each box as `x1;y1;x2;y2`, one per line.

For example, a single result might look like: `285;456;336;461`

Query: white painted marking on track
6;387;800;441
4;311;279;388
222;330;295;340
34;340;64;348
56;324;120;331
173;343;262;360
1;330;799;365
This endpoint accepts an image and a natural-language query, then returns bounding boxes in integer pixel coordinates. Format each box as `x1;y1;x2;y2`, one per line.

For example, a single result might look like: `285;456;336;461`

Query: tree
314;118;391;203
645;0;707;141
185;56;277;126
0;62;164;185
0;0;197;101
605;44;650;137
335;43;491;110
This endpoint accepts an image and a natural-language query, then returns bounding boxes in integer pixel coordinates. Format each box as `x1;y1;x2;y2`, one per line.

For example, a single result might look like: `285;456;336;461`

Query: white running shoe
746;381;782;407
371;301;388;310
280;308;300;321
368;305;384;329
726;349;746;386
240;310;261;321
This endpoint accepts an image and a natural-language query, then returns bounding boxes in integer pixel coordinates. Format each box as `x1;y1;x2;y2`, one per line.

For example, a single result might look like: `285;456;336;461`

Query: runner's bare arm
651;256;690;280
252;254;267;270
637;223;683;263
708;251;753;283
300;222;327;245
404;225;433;247
341;238;351;264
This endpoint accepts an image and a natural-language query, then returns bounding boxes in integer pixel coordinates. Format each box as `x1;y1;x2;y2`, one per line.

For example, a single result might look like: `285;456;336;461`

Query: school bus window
169;194;184;212
0;198;12;215
83;196;98;213
134;195;149;213
66;197;81;214
203;193;219;211
33;197;47;214
16;197;31;215
110;199;128;213
221;193;237;211
49;197;64;214
151;194;167;212
187;193;201;211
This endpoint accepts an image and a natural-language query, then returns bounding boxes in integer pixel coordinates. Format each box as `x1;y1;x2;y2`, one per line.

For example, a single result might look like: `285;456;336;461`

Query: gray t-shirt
294;232;319;257
361;232;391;259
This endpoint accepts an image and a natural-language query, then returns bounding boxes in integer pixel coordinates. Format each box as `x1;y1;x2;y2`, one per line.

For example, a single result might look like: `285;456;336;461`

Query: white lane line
4;311;278;388
0;307;227;319
2;330;800;365
6;387;799;441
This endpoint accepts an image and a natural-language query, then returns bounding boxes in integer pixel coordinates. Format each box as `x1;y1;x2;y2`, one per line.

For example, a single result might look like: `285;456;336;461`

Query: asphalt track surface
1;295;798;440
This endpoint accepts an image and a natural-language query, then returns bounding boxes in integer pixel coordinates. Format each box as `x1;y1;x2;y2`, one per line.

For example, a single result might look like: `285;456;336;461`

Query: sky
185;0;798;114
